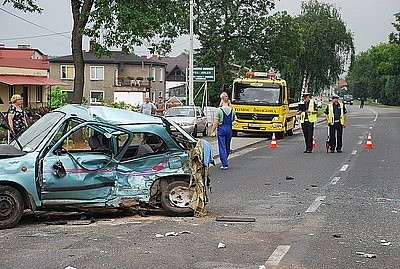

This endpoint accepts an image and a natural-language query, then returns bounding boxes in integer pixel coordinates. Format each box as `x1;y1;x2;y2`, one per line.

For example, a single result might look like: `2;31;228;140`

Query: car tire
202;124;208;136
192;126;198;137
161;181;194;217
0;185;24;229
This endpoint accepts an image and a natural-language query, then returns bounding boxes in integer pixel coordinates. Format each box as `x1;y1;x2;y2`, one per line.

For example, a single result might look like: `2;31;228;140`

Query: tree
3;0;187;103
389;12;400;44
194;0;275;105
48;86;67;109
293;0;354;95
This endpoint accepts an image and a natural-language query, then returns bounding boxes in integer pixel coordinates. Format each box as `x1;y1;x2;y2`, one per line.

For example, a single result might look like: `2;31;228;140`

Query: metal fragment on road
217;242;226;248
285;176;294;180
216;217;256;223
155;233;164;238
381;239;391;246
165;232;179;236
179;230;192;234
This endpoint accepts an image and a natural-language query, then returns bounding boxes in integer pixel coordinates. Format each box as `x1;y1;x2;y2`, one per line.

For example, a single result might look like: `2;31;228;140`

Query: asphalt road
0;105;399;269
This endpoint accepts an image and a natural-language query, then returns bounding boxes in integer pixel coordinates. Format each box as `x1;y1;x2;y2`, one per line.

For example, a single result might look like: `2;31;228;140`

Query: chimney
17;44;31;49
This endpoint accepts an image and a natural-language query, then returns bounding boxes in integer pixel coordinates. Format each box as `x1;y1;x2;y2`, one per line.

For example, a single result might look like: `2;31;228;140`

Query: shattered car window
11;112;65;152
121;132;168;161
162;118;196;150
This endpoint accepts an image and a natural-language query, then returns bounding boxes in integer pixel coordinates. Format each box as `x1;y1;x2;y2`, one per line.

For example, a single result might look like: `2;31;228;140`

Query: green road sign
192;67;215;82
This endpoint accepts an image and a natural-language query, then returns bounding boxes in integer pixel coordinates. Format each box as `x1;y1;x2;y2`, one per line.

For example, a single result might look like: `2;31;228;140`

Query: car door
40;121;129;202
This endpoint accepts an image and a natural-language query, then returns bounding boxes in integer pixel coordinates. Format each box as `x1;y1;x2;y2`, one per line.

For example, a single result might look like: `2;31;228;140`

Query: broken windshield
233;83;282;105
11;111;65;152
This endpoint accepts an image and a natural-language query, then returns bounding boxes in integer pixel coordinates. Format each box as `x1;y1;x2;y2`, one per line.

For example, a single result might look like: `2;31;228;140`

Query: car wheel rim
168;186;190;208
0;195;15;220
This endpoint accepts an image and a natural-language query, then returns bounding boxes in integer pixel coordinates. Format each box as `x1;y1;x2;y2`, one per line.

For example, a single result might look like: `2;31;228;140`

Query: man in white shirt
140;97;156;115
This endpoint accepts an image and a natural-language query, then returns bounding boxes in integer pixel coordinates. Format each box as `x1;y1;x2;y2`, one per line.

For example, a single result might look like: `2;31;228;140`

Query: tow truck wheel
0;186;23;229
161;181;194;217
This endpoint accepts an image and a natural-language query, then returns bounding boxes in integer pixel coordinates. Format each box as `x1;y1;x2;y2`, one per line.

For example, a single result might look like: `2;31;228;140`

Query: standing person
155;96;165;116
325;94;347;153
210;92;235;170
7;94;28;139
360;97;365;108
297;92;318;153
139;97;156;115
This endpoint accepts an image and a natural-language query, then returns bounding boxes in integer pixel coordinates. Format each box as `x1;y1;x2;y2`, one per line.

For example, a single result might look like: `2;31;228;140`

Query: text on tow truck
231;71;297;138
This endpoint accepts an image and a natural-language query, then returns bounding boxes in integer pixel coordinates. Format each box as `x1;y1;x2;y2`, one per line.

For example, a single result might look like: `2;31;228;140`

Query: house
0;44;67;112
49;50;167;106
160;54;188;101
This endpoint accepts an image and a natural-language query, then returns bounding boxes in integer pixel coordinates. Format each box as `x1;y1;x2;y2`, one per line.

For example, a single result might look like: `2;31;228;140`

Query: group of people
298;92;347;153
139;97;165;116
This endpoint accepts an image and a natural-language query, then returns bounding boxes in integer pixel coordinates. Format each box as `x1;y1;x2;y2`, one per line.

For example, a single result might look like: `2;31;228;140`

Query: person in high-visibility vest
324;94;347;153
297;93;318;153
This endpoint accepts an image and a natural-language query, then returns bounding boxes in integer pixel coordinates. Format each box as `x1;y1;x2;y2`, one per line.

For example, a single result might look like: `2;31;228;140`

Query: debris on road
44;220;68;225
333;234;342;238
216;217;256;223
65;267;77;269
285;176;294;180
380;239;391;246
356;252;377;258
311;184;318;188
179;230;192;234
217;242;226;249
155;233;164;238
165;232;179;237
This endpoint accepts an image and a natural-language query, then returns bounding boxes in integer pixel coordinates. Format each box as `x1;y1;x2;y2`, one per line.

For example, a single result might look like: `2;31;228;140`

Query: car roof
56;105;162;125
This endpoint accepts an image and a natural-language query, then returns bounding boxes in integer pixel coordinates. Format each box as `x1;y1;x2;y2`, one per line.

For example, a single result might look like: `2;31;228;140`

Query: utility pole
188;0;194;106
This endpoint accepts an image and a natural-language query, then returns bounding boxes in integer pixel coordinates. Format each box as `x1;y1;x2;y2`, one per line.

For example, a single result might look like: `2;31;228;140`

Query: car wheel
192;126;198;137
202;124;208;136
275;131;284;140
0;186;24;229
161;181;194;217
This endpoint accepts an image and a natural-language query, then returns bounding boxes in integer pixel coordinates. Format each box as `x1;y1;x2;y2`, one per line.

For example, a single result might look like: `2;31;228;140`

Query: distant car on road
343;94;354;105
165;106;208;137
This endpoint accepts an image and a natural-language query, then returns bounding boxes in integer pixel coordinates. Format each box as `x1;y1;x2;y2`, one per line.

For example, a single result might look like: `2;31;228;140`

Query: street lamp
188;0;194;106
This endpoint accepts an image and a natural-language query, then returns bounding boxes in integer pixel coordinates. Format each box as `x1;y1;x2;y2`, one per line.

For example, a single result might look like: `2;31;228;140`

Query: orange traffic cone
364;132;374;149
312;136;318;148
268;133;279;148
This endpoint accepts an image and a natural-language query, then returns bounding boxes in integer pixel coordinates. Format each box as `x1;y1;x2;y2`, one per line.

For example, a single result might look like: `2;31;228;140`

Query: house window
152;68;156;81
61;65;75;79
8;85;15;101
90;90;104;104
159;68;164;82
36;86;43;102
90;66;104;80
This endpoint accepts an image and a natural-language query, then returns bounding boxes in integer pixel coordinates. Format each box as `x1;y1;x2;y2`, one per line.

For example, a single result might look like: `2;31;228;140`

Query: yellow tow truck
231;71;297;138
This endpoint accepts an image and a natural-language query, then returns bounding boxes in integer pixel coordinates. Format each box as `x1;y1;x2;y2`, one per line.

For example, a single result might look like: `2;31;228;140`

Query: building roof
160;54;188;73
0;47;49;70
50;51;166;66
0;74;68;86
0;58;49;70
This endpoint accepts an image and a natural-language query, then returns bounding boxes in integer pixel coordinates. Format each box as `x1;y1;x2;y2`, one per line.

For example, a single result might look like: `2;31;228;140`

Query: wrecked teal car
0;105;197;229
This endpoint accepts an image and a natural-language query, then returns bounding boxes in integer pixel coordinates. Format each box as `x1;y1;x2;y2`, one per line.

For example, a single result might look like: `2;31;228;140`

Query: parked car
343;94;354;105
164;106;208;137
0;105;197;229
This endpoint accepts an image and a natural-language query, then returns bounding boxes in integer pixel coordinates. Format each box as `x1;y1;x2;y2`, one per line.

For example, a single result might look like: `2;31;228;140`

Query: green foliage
389;12;400;44
347;43;400;105
48;86;67;109
292;0;354;95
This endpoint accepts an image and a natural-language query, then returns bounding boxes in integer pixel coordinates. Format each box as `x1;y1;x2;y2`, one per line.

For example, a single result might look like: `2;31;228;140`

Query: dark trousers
301;121;314;151
329;122;343;151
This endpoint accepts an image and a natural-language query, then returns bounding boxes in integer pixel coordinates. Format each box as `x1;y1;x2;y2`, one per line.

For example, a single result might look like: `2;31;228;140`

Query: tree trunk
70;0;93;104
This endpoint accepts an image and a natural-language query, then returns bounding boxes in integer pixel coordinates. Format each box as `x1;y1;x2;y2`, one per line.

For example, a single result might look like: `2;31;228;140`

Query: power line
0;7;70;39
0;31;71;41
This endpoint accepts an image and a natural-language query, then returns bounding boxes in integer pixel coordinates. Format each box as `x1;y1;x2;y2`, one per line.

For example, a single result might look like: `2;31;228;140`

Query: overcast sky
0;0;398;57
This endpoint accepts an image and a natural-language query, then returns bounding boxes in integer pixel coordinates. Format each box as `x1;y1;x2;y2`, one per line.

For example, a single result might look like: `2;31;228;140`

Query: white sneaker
220;166;228;170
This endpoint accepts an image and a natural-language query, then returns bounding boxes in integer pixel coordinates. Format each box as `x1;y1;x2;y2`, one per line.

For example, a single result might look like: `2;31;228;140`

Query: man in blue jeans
210;92;236;170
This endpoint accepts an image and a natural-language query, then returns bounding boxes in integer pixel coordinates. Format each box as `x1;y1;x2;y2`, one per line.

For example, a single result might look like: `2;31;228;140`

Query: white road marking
357;140;363;145
352;150;357;155
265;245;291;266
305;196;326;213
340;164;349;172
330;177;341;185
